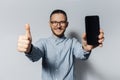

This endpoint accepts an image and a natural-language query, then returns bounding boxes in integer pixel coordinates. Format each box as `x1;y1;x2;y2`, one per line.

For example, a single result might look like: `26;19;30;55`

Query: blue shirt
26;35;91;80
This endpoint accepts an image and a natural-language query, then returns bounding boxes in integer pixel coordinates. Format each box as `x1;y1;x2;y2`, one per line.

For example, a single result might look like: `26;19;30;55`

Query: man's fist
82;29;104;52
17;24;32;53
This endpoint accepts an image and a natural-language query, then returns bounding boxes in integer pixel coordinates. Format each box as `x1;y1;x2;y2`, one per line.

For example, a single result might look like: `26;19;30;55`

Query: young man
17;9;104;80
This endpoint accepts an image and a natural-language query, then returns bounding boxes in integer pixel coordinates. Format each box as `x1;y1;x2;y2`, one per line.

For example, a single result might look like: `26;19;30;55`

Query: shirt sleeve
25;39;45;62
72;38;91;60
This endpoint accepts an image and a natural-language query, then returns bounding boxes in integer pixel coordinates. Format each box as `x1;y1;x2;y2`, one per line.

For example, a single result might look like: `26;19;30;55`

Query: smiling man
17;9;104;80
50;10;68;38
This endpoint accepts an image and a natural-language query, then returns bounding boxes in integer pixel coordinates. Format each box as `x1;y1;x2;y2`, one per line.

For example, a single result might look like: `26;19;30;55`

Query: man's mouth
56;29;62;32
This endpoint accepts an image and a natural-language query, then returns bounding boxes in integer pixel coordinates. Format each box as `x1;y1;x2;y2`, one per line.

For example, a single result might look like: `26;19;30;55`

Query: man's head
49;9;68;38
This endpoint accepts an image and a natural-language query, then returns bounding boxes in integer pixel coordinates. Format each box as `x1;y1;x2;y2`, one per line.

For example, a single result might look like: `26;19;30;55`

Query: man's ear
49;21;52;27
66;22;69;28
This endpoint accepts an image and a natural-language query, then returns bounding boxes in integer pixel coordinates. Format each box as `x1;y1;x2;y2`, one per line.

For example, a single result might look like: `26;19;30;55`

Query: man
17;9;104;80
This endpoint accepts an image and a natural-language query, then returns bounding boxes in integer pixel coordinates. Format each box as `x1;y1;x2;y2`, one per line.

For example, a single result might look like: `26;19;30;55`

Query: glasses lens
51;21;66;26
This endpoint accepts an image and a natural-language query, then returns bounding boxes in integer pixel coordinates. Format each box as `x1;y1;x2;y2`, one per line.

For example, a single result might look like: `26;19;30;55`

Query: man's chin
52;30;64;37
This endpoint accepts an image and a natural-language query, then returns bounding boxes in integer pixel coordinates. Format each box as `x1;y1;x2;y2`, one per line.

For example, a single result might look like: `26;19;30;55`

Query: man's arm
73;38;91;60
25;44;44;62
17;24;44;62
73;29;104;60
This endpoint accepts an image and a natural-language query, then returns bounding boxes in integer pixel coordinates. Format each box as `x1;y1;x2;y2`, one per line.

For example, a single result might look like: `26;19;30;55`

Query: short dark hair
50;9;68;21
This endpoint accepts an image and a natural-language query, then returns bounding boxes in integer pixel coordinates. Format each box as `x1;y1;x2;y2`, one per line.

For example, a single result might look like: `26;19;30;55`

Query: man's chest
43;41;73;67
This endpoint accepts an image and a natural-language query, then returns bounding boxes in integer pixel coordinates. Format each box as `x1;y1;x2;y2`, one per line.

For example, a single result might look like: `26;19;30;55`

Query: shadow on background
67;31;106;80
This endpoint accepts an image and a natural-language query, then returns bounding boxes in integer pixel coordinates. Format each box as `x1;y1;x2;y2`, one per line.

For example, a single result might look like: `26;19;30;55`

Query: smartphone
85;15;100;46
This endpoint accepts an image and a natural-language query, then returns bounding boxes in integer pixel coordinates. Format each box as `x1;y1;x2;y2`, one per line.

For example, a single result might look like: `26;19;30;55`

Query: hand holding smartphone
85;15;100;46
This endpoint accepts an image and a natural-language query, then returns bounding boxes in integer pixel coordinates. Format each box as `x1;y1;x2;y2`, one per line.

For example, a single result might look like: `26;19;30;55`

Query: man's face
50;13;68;37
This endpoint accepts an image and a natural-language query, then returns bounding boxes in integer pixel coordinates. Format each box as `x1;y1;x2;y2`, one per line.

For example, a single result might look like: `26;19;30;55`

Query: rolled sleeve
73;38;91;60
25;45;43;62
25;39;45;62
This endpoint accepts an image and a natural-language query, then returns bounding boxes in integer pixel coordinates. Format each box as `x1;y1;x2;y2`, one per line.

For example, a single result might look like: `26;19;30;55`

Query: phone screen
85;15;100;46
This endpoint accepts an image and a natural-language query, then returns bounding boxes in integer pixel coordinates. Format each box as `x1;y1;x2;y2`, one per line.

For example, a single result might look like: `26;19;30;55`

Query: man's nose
57;23;62;28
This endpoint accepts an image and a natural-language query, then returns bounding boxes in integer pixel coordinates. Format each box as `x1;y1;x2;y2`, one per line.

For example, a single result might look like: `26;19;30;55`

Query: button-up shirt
26;35;91;80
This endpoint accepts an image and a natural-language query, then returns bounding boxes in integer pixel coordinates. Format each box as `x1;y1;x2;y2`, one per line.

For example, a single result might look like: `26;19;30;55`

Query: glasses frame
50;21;67;26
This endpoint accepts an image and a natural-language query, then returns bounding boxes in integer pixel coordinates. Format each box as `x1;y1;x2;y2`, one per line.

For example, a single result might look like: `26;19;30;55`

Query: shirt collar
51;34;66;44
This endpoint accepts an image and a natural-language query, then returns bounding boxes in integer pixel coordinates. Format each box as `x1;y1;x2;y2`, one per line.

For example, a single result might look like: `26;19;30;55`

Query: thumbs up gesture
17;24;32;53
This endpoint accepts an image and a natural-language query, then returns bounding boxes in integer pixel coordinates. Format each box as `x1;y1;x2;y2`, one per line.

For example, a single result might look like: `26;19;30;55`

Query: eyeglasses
50;21;67;26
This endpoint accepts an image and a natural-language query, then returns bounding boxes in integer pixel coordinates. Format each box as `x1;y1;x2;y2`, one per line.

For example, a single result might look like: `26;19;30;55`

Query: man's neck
52;34;65;39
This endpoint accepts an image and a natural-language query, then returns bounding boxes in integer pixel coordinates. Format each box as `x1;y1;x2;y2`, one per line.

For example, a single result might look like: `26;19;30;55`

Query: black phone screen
85;15;100;46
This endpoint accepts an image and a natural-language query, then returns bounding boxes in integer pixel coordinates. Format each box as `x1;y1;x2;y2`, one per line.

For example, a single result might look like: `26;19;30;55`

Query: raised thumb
25;24;31;39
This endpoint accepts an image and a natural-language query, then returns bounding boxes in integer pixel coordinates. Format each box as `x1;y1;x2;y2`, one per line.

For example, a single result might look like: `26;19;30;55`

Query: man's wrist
82;46;91;52
25;44;33;54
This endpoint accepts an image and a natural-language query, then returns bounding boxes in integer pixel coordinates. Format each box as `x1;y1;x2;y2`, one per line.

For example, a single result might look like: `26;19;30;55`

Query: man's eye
61;21;66;23
54;22;57;24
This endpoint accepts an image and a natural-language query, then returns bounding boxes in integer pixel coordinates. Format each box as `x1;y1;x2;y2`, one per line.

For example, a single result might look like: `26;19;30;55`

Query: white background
0;0;120;80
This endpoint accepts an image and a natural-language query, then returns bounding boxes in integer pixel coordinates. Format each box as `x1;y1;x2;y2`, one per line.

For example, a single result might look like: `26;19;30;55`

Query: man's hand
82;29;104;52
17;24;32;53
